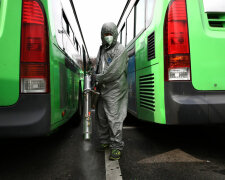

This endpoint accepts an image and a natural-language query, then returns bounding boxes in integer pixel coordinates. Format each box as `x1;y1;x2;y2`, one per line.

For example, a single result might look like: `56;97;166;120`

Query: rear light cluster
164;0;191;81
20;0;49;93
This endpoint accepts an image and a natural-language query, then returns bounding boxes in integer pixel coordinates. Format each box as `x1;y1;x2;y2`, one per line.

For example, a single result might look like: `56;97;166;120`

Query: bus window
119;32;121;44
62;10;69;35
62;16;67;34
76;39;78;51
69;26;74;43
74;37;77;49
52;0;64;49
73;36;76;45
146;0;154;27
78;45;81;55
126;8;135;45
135;0;145;36
121;24;126;47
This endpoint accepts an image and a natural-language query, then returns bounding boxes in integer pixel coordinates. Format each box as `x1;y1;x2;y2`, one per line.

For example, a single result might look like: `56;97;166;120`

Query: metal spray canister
83;74;92;140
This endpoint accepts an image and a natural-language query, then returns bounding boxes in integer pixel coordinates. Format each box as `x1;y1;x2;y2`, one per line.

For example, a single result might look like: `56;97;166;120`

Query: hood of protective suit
101;22;118;49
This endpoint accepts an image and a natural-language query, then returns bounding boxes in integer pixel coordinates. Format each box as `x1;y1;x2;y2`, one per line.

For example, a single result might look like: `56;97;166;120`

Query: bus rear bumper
0;94;51;137
165;82;225;125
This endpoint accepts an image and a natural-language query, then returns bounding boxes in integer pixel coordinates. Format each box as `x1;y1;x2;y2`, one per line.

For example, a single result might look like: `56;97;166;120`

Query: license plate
203;0;225;13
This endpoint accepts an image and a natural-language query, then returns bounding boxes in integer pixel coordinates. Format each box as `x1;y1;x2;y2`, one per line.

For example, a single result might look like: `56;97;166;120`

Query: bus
0;0;88;137
118;0;225;125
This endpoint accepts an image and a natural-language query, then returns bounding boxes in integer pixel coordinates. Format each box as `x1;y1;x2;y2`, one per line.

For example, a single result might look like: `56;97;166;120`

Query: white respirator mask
104;35;114;46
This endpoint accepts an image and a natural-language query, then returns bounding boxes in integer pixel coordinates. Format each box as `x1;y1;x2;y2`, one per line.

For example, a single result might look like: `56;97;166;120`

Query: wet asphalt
0;116;105;180
121;114;225;180
1;113;225;179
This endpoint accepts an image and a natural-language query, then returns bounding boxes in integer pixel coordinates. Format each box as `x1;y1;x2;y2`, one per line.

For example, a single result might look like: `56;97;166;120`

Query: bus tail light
20;0;49;93
164;0;191;81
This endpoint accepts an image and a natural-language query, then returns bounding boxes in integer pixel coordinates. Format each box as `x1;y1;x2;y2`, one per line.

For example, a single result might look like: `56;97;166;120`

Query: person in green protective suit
92;22;128;160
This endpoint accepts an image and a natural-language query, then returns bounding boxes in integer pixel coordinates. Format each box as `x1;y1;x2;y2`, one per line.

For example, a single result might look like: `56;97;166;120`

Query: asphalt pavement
0;117;105;180
0;114;225;180
120;114;225;180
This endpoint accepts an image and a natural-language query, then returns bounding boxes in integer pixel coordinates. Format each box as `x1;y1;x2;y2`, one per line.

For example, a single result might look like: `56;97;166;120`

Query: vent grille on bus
207;14;225;28
147;32;155;61
139;74;155;112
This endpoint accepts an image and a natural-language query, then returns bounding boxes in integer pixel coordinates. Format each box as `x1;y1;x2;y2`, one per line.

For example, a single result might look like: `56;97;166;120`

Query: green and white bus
0;0;88;137
118;0;225;124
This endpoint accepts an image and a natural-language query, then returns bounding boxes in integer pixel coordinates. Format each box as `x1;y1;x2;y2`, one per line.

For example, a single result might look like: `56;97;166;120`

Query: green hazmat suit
95;22;128;150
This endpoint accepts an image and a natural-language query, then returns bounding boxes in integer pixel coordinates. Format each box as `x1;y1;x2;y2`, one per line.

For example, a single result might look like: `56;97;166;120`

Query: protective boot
96;144;109;152
109;149;122;160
